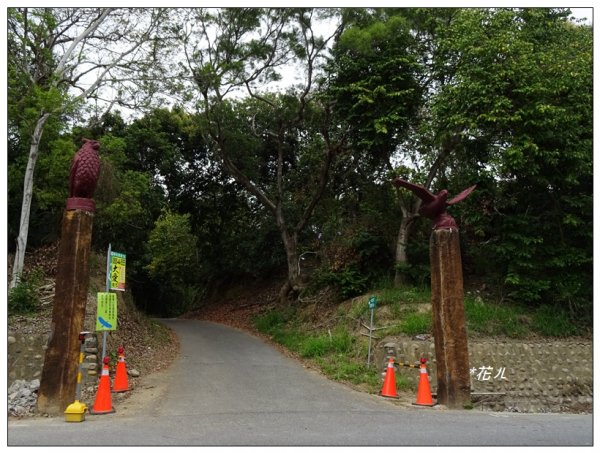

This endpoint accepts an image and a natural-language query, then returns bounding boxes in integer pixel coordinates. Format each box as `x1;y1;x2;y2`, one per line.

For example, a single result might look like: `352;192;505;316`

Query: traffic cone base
90;358;115;414
90;406;115;414
112;349;129;393
413;360;436;407
380;358;399;399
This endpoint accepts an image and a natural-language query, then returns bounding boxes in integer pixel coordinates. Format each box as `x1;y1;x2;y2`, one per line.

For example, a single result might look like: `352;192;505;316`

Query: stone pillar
429;228;471;408
37;209;94;415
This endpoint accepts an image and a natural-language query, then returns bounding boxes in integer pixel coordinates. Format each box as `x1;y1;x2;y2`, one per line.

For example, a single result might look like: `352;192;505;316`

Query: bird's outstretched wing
392;178;436;203
447;185;477;205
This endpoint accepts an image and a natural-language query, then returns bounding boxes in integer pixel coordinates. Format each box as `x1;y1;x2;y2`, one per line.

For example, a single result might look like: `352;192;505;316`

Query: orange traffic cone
90;357;115;414
380;357;399;398
413;357;435;406
112;346;129;393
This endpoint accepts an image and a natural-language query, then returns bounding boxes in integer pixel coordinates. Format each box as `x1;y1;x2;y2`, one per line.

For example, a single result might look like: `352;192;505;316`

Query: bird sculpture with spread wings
393;177;476;230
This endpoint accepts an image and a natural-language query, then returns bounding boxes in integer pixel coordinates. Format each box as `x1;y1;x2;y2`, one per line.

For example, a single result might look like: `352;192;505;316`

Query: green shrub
8;271;43;314
321;267;369;299
394;262;430;286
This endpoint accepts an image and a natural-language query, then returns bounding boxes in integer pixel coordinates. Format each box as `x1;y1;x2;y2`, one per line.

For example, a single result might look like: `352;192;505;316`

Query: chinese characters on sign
109;251;126;291
96;292;118;331
470;366;508;381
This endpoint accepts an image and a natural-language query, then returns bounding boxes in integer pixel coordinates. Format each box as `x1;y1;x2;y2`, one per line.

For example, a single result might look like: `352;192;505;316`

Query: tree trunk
279;230;300;304
10;112;51;289
394;208;417;287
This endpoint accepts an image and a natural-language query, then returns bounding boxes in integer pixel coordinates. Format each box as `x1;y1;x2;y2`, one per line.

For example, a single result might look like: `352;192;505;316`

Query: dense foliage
7;7;592;322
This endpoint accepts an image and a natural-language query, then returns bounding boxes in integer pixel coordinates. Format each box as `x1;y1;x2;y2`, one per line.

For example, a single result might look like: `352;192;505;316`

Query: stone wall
376;336;593;413
8;333;100;387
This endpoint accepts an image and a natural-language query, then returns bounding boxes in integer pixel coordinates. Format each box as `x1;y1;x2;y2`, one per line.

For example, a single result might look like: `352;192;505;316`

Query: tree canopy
7;7;592;321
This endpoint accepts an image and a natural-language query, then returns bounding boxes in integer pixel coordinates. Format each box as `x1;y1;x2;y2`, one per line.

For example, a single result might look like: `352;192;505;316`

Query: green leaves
146;211;198;285
328;10;422;155
423;8;593;316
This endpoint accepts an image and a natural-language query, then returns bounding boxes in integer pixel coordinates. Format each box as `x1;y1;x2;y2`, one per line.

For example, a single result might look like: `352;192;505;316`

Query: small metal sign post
366;296;377;367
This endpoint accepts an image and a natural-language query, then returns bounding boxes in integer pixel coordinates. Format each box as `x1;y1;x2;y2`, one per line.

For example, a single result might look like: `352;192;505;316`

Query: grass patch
253;284;582;398
299;327;355;358
372;283;431;306
300;335;330;357
400;311;432;336
464;297;528;337
254;310;308;352
532;305;577;337
272;329;306;351
347;298;370;318
254;310;287;334
317;356;382;391
254;311;387;393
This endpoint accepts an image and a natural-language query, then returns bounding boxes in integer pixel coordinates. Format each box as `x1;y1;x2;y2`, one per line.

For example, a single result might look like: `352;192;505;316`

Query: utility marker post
366;296;377;367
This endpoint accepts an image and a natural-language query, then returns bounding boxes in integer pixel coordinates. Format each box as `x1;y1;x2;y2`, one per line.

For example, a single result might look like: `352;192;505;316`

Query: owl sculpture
66;139;101;212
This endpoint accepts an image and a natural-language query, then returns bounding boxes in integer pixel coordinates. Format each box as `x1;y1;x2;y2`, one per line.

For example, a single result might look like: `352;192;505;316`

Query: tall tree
8;7;167;288
433;8;592;315
171;8;346;302
326;8;444;286
329;7;591;306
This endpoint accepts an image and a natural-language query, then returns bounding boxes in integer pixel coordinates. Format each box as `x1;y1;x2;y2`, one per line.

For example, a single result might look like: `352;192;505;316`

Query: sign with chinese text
109;251;126;291
96;292;117;331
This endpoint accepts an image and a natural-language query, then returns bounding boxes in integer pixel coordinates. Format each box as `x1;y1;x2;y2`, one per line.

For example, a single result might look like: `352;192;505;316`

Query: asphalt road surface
7;319;593;446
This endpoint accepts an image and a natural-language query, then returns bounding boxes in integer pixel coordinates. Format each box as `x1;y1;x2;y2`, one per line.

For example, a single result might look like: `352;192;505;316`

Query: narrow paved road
8;319;593;446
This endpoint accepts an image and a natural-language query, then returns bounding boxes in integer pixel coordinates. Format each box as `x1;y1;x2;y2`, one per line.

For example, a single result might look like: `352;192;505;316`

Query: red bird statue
393;177;476;230
66;138;101;212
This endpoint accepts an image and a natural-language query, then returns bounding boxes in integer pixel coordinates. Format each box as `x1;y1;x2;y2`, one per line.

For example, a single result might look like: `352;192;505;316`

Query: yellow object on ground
64;400;87;422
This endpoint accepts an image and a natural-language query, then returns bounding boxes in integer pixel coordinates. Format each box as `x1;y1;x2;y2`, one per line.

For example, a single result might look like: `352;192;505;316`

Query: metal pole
297;251;317;277
75;332;89;401
102;243;111;360
367;307;374;367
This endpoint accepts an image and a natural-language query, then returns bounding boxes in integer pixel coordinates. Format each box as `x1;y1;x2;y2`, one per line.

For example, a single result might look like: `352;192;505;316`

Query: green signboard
368;296;377;310
96;292;118;331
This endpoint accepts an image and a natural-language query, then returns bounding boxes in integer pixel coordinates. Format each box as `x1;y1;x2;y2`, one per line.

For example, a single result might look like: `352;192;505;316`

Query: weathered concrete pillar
430;228;471;408
37;209;94;415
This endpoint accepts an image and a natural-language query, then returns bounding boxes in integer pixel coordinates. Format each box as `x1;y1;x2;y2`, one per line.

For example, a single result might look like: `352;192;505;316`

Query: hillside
8;244;179;412
184;278;593;414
